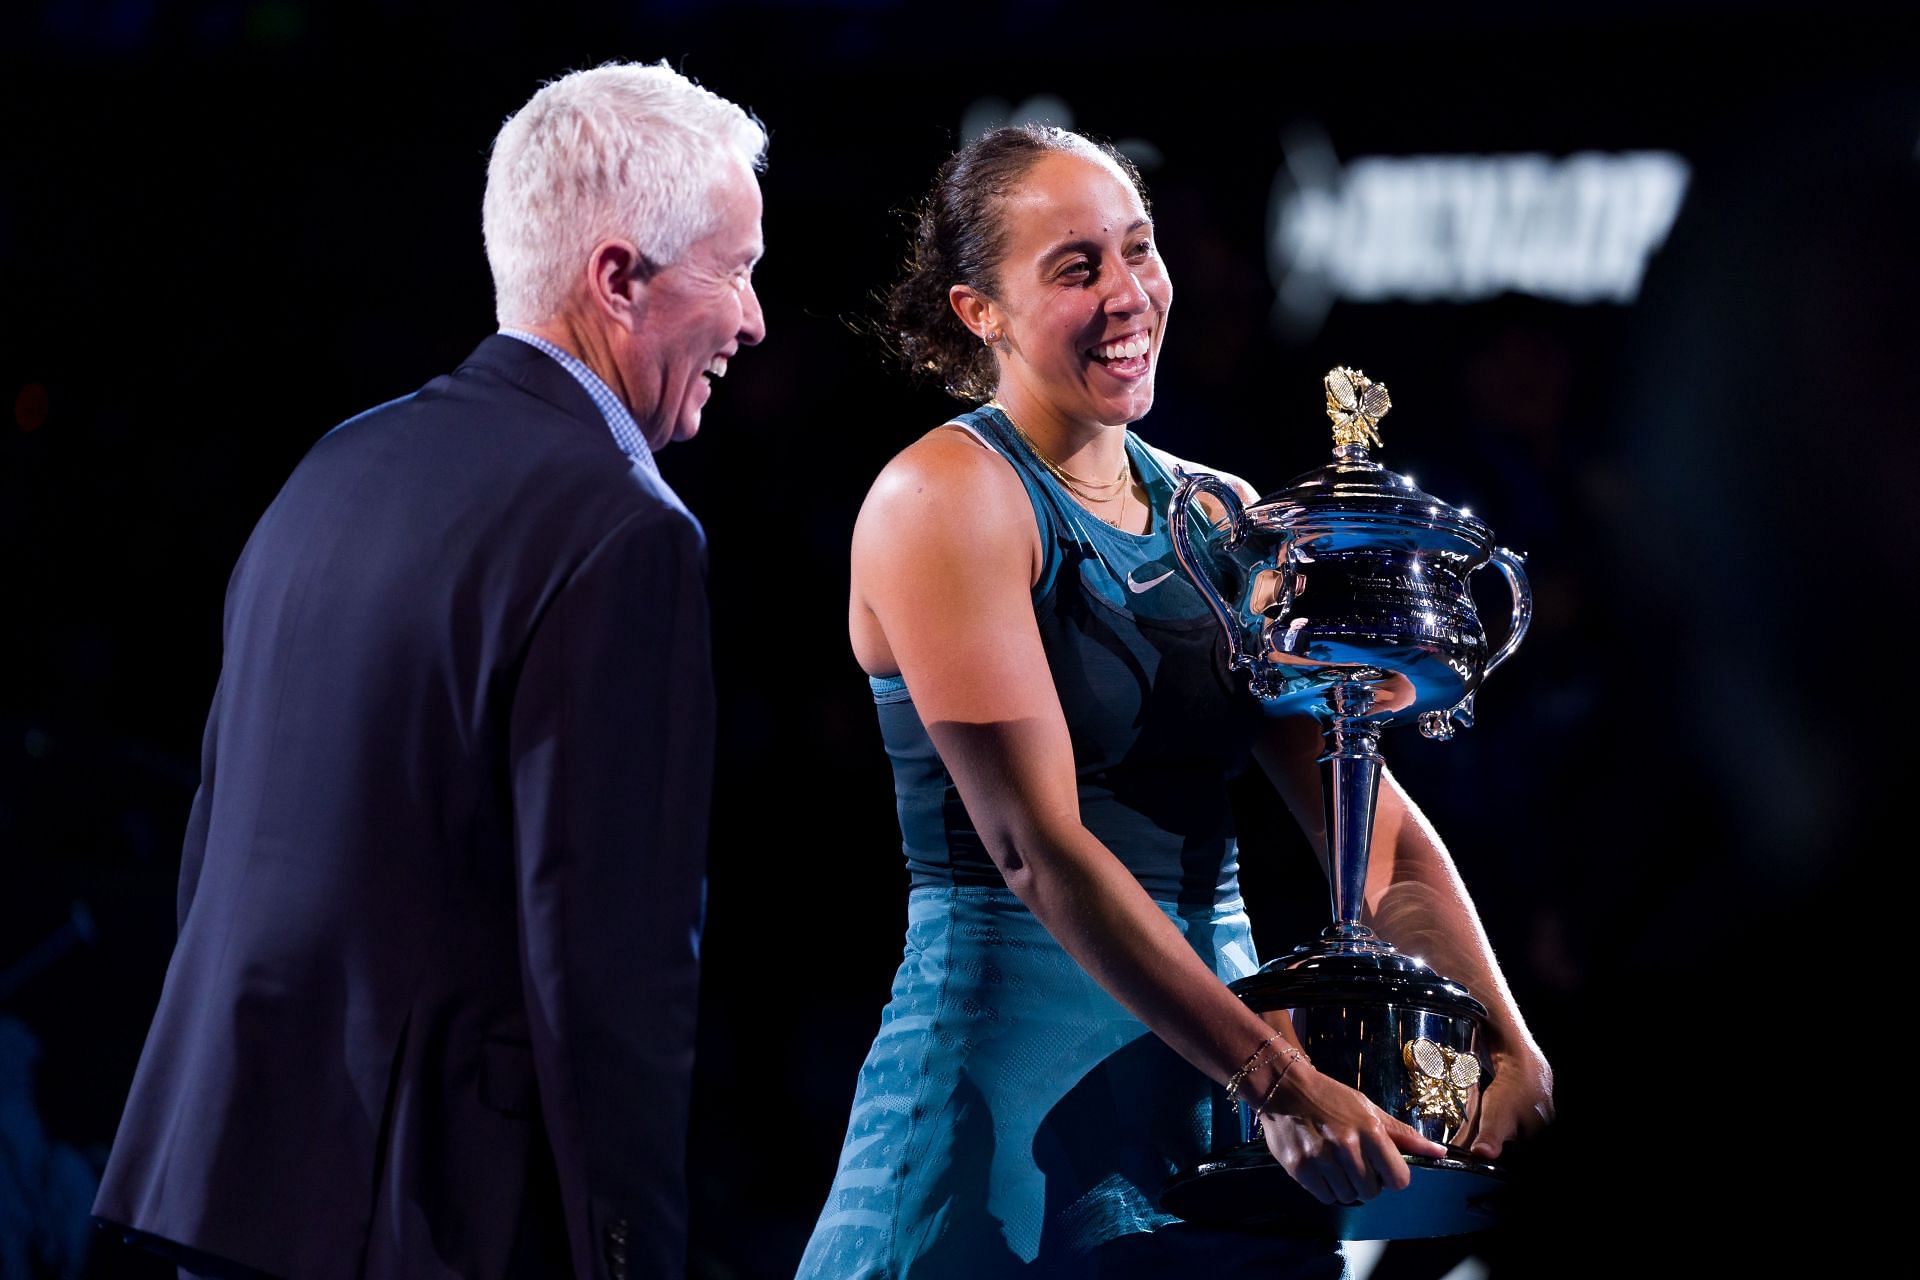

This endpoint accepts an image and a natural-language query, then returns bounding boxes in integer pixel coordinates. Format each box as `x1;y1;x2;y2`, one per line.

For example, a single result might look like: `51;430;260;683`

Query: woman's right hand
1258;1068;1449;1205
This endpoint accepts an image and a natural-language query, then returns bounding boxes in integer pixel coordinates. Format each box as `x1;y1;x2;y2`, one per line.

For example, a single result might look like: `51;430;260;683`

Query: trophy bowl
1162;368;1531;1239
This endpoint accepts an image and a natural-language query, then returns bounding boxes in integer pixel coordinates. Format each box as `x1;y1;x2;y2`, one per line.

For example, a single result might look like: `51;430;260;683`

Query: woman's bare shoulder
851;417;1044;622
860;420;1030;531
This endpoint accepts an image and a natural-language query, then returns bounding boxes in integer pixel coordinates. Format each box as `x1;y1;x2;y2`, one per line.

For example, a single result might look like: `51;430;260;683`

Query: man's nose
739;280;767;346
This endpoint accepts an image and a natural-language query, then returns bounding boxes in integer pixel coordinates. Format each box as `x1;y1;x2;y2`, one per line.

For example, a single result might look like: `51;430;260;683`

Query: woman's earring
983;329;1001;346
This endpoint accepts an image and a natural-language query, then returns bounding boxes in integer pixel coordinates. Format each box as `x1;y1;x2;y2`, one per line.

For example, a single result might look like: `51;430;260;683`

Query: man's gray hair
483;62;768;327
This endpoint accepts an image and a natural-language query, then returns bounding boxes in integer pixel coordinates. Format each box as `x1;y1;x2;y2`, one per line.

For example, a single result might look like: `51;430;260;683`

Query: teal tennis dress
796;407;1344;1279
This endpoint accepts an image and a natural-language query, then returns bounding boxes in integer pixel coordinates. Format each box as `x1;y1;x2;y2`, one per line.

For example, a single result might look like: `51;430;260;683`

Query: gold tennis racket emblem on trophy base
1402;1037;1481;1129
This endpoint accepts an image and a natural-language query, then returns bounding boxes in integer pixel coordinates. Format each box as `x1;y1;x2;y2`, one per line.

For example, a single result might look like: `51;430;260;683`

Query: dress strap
949;404;1075;603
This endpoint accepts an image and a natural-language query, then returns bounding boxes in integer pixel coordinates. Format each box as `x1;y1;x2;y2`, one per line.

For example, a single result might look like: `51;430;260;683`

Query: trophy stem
1319;679;1386;952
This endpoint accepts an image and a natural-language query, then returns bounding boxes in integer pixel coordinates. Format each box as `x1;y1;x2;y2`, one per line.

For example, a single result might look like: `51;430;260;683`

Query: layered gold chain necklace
990;401;1137;527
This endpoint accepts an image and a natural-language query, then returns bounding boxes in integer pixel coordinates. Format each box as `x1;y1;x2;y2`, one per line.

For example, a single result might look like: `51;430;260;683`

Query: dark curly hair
885;124;1150;402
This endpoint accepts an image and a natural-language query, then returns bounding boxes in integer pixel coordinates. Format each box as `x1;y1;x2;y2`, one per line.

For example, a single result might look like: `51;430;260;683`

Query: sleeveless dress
797;406;1345;1279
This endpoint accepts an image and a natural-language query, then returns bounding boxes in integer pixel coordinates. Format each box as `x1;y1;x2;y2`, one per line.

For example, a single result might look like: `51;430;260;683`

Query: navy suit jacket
94;336;715;1279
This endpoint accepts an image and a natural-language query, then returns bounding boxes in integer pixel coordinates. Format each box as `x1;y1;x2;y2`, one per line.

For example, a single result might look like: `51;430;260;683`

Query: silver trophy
1161;368;1532;1239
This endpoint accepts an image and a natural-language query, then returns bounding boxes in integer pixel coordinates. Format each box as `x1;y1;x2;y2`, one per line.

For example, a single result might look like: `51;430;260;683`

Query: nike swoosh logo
1126;569;1177;594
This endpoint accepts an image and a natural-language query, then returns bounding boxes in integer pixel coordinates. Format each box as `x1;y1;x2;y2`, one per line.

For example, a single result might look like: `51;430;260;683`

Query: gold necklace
991;402;1130;501
990;402;1140;529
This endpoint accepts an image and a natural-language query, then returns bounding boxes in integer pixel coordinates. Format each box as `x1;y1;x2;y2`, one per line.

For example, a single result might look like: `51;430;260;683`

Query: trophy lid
1229;950;1492;1021
1247;368;1495;556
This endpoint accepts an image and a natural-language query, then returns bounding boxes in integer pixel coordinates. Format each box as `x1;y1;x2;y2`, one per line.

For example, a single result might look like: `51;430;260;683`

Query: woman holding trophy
798;125;1554;1277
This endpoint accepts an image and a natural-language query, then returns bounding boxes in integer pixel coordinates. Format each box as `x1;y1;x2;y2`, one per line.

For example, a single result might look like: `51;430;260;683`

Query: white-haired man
94;64;765;1280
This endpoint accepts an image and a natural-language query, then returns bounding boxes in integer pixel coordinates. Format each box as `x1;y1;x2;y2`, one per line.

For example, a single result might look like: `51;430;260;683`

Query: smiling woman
801;121;1553;1276
794;125;1422;1278
948;149;1169;460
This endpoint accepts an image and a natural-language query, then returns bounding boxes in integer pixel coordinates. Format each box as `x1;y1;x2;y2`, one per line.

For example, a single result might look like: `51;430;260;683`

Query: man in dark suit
93;63;766;1279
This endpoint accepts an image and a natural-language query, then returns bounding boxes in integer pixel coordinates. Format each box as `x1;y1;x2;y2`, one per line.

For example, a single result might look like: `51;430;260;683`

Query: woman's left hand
1468;1046;1554;1160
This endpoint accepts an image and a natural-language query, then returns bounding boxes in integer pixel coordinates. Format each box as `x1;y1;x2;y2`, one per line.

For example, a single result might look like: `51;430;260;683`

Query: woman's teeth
1092;336;1150;361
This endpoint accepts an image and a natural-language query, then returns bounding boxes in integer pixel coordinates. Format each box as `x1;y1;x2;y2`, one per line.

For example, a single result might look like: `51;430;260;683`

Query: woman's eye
1060;260;1093;281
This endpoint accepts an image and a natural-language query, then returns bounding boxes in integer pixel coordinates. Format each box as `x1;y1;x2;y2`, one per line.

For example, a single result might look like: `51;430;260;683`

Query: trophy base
1229;946;1493;1153
1162;1143;1507;1240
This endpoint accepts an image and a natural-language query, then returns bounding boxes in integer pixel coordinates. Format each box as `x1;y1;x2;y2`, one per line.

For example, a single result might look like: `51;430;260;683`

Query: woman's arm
1252;715;1556;1158
852;432;1446;1203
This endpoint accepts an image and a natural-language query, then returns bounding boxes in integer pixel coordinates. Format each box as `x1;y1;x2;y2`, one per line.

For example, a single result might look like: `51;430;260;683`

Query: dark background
3;1;1913;1275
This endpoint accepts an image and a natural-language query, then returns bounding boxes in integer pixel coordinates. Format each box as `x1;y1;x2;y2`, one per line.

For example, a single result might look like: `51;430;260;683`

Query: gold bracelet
1255;1047;1310;1118
1223;1032;1285;1103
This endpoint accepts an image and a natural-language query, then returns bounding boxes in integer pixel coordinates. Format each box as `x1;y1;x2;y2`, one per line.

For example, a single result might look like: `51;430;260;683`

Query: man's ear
948;284;996;343
588;240;652;331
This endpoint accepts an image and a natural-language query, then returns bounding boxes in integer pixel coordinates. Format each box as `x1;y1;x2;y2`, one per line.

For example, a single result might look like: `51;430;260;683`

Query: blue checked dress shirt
498;329;661;479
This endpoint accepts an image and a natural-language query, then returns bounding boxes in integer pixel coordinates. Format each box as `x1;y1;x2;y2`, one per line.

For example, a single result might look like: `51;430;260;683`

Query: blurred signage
1271;131;1690;335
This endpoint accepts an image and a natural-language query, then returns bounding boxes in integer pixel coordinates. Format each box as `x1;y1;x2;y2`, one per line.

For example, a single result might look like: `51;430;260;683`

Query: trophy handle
1170;470;1265;690
1483;546;1533;681
1419;545;1533;740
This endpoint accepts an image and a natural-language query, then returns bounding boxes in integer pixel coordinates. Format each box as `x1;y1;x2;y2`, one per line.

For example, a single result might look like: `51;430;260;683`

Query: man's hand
1260;1069;1450;1205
